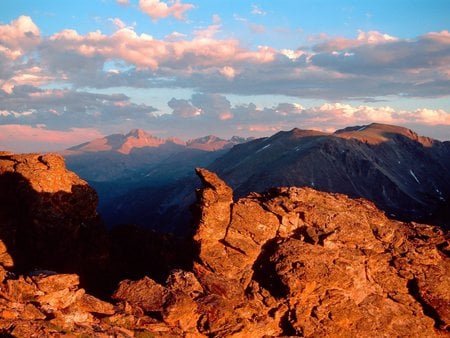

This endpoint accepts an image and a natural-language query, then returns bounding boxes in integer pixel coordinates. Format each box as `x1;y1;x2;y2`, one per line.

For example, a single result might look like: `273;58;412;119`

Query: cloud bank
0;15;449;151
2;16;449;100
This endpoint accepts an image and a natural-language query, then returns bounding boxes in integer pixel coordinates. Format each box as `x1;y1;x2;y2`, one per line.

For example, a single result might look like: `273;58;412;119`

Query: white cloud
1;16;450;108
251;4;266;16
138;0;194;21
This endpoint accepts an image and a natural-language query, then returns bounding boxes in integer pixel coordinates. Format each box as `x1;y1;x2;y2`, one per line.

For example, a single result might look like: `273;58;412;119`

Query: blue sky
1;0;450;151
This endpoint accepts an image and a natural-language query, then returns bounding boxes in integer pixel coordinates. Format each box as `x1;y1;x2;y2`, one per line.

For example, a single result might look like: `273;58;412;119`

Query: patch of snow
398;161;401;164
409;169;420;184
294;145;302;151
435;188;442;196
256;144;271;153
357;126;367;131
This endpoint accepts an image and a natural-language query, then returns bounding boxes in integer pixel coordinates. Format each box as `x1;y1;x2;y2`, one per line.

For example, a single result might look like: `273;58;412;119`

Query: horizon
1;1;450;152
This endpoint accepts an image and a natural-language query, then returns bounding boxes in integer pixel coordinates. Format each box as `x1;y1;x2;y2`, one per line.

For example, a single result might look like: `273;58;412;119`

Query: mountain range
62;123;450;232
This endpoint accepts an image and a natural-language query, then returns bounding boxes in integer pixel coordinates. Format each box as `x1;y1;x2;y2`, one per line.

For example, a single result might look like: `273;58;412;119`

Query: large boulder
0;153;107;275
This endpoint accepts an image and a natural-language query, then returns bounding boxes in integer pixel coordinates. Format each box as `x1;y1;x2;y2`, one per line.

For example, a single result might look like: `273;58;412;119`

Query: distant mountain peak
334;123;434;146
126;128;150;139
64;130;251;155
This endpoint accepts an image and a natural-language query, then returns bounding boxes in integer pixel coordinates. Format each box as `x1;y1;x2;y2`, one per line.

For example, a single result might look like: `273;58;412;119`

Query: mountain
61;129;251;227
0;161;448;336
66;128;168;155
208;123;450;227
186;135;252;151
102;123;450;233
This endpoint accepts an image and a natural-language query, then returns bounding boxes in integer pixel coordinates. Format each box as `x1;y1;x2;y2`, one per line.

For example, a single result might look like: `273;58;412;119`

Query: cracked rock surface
0;157;449;337
188;168;450;337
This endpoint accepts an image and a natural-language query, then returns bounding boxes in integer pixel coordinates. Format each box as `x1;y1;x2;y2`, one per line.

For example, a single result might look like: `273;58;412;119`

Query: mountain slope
104;123;450;232
208;123;450;226
61;129;251;227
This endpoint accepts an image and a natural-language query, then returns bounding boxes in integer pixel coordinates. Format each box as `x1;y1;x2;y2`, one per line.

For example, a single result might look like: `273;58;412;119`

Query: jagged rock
112;276;166;312
0;158;449;337
165;269;203;298
188;169;450;336
193;168;234;274
33;273;79;293
76;293;115;315
0;153;107;276
104;168;449;337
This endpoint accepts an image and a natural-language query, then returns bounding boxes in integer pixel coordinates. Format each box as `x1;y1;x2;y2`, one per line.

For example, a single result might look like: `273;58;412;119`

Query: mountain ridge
63;128;252;155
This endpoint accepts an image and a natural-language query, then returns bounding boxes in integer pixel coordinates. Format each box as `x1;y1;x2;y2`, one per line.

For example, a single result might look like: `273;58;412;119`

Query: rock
112;276;166;313
0;240;13;269
37;288;85;311
0;153;107;277
193;168;233;273
0;161;448;337
165;269;203;298
21;303;46;320
77;294;115;315
33;273;79;293
187;169;450;336
4;277;38;302
162;291;199;331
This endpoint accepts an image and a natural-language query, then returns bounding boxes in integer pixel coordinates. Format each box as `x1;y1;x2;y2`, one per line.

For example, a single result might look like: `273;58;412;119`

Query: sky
1;0;450;152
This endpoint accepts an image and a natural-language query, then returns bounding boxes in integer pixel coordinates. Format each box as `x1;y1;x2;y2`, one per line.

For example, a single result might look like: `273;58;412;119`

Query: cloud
160;93;450;140
0;124;104;152
2;90;449;151
138;0;194;21
116;0;130;5
251;4;266;16
108;18;127;30
249;23;266;34
1;16;450;103
0;16;40;60
0;85;158;131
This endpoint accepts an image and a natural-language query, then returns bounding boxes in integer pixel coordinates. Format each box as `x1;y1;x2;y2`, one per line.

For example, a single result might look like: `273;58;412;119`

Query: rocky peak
125;128;149;139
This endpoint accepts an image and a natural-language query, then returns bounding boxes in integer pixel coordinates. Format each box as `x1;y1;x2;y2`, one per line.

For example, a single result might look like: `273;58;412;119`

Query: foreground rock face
0;152;106;274
0;161;449;337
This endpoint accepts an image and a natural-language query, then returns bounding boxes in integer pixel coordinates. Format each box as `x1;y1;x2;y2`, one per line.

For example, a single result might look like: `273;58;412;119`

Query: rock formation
0;156;449;337
0;152;108;281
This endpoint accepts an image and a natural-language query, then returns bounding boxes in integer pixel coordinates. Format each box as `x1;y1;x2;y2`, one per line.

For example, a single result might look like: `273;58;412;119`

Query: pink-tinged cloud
314;30;398;52
1;16;450;101
44;23;276;73
0;16;40;60
1;66;52;94
108;18;127;30
139;0;194;21
0;124;104;153
116;0;130;5
249;23;266;34
162;94;450;140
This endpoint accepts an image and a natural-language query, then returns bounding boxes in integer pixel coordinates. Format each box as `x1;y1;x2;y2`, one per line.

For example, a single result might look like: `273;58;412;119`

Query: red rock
112;277;165;313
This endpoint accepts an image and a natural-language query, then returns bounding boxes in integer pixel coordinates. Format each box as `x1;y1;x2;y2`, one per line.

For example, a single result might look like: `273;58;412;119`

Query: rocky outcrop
107;168;450;337
0;159;448;337
0;152;107;277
